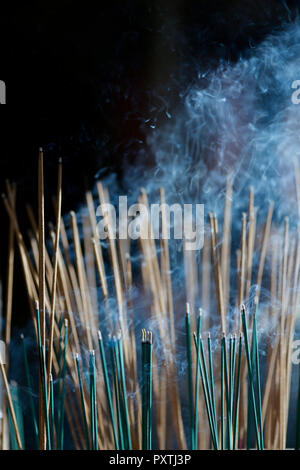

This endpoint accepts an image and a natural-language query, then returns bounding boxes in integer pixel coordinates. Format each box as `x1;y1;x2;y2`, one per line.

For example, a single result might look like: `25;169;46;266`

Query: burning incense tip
146;330;153;344
198;308;203;317
186;302;190;315
35;299;39;310
98;330;102;341
20;333;24;340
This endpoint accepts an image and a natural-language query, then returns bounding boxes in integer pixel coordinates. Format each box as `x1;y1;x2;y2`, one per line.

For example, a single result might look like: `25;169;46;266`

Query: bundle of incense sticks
1;150;300;450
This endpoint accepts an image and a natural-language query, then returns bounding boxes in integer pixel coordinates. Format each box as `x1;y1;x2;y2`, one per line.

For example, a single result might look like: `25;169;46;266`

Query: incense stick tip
146;330;153;344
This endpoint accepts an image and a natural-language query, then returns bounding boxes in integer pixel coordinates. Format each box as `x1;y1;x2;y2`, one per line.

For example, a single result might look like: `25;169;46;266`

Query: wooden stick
160;188;176;351
246;187;257;299
279;217;289;449
201;226;211;322
38;148;46;450
97;183;125;333
256;201;274;302
4;181;16;349
70;211;94;350
209;213;225;332
47;158;62;398
38;148;46;347
238;213;247;308
82;211;98;313
221;174;233;314
0;357;22;449
2;182;16;449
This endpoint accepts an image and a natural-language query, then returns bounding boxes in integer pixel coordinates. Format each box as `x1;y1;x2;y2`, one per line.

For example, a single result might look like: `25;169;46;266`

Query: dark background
0;0;298;327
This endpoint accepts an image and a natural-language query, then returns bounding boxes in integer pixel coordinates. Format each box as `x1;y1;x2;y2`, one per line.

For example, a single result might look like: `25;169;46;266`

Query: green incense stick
75;354;90;450
233;333;243;450
20;334;39;449
49;373;55;450
241;305;261;450
117;335;132;450
58;319;68;450
185;303;194;450
35;302;51;450
194;310;202;449
194;333;218;449
253;308;264;449
98;330;119;450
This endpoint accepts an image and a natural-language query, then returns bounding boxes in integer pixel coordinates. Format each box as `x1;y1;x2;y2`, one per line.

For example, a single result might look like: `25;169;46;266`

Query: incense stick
47;158;62;398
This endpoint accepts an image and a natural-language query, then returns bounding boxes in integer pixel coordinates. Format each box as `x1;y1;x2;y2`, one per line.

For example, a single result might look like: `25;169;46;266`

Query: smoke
105;18;300;329
119;19;300;227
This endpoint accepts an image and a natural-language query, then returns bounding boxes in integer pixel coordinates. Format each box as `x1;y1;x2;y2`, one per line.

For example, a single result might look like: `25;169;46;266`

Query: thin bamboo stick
47;158;62;399
0;359;22;449
221;174;233;314
209;213;225;333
